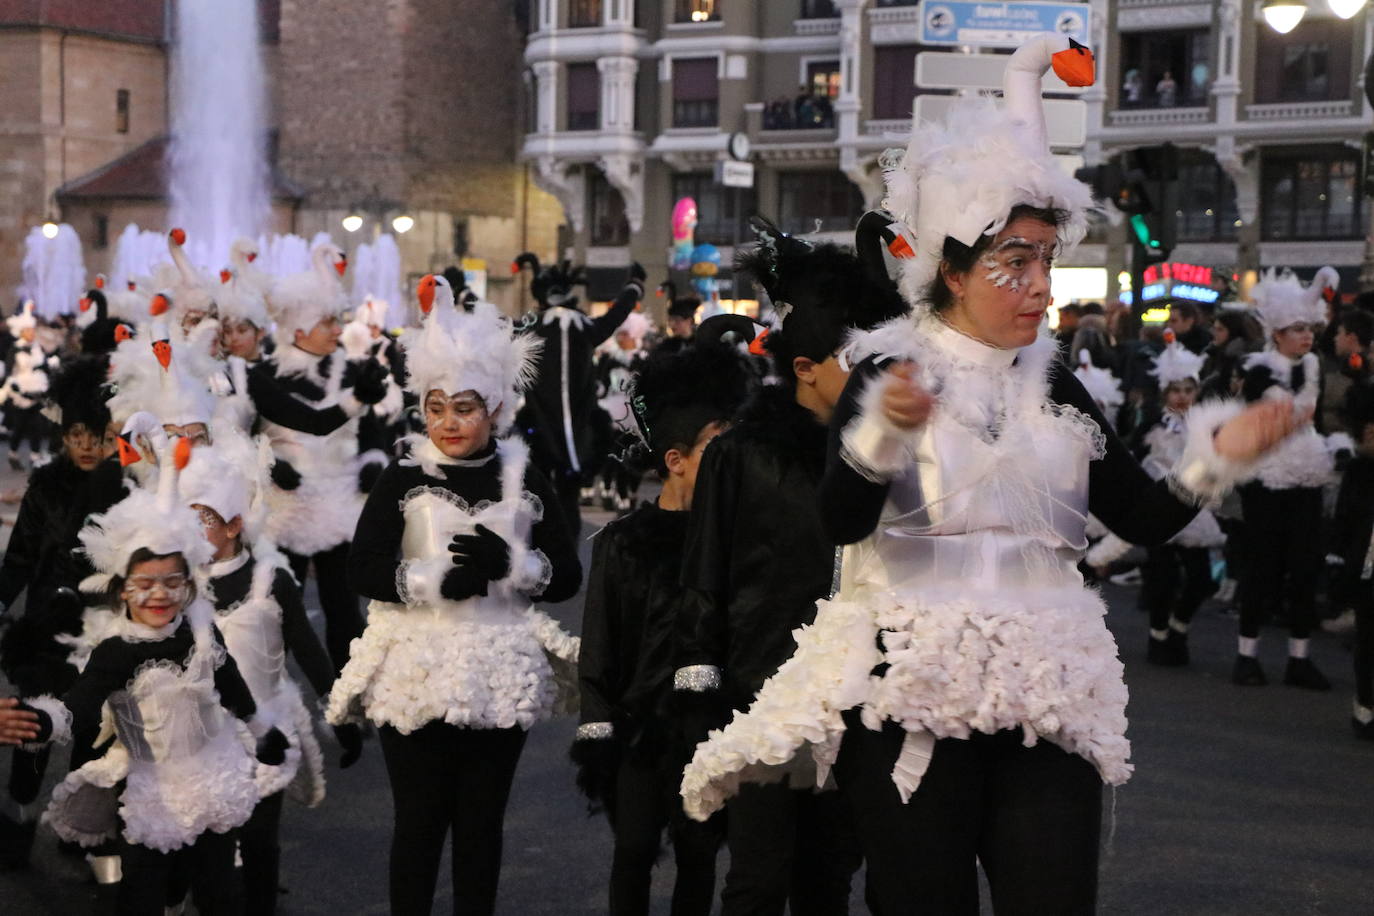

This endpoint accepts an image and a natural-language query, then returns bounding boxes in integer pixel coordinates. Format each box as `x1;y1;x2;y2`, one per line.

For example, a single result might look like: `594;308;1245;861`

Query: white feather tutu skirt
681;582;1132;822
326;601;580;733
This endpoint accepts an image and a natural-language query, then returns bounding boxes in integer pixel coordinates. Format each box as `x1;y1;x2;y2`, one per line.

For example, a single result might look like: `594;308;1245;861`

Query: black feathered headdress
511;252;587;311
46;352;112;434
735;216;908;379
78;289;134;356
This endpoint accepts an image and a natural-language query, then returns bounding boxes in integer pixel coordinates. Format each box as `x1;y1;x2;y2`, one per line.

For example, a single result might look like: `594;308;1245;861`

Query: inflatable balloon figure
670;197;698;271
689;242;721;314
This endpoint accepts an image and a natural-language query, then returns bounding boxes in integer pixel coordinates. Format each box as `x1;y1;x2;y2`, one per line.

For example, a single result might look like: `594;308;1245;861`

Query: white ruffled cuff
1169;399;1255;507
673;665;722;693
1085;532;1134;569
839;375;920;483
510;548;553;596
576;722;614;741
24;694;72;751
1326;431;1355;458
396;556;449;607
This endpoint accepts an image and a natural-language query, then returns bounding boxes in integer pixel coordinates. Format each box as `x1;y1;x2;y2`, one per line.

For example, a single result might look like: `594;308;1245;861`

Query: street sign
919;1;1091;48
716;160;755;189
913;94;1087;147
916;50;1086;94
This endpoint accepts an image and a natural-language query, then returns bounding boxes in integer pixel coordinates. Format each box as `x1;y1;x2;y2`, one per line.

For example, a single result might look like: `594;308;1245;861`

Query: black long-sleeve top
207;554;335;699
346;439;582;605
34;618;256;755
246;358;356;437
676;385;834;712
518;288;637;474
820;356;1199;548
1332;454;1374;608
579;503;688;750
0;454;126;622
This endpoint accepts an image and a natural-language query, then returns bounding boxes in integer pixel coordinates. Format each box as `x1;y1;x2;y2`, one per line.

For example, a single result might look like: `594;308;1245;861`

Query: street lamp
1262;0;1307;33
40;221;59;239
1328;0;1367;18
341;213;364;233
390;214;414;234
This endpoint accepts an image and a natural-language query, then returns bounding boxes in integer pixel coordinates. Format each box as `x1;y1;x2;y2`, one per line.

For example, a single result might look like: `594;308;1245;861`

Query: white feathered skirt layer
325;601;580;733
680;583;1133;822
264;470;364;556
44;725;259;853
250;679;325;806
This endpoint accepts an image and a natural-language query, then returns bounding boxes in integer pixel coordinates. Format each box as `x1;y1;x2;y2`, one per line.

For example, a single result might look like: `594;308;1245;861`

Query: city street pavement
2;462;1372;914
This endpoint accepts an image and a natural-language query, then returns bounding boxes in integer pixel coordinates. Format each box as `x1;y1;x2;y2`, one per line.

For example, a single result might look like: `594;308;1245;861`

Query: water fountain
351;234;404;326
19;224;86;318
166;0;272;269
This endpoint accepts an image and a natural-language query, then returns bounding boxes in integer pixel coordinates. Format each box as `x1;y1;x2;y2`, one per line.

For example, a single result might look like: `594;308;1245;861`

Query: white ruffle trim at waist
680;582;1133;822
324;602;580;734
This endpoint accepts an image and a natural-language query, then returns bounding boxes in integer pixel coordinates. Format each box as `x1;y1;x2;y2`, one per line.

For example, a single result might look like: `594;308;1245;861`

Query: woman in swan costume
327;274;582;916
677;34;1305;914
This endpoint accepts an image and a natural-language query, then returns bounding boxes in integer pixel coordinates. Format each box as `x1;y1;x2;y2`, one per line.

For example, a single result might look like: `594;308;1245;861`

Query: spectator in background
1055;302;1083;357
1201;308;1256;400
1167;302;1211;354
1123;69;1143;105
1155;70;1178;107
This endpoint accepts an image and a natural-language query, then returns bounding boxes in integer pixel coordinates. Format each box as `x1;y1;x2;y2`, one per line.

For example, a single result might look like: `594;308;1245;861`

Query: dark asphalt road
3;509;1372;915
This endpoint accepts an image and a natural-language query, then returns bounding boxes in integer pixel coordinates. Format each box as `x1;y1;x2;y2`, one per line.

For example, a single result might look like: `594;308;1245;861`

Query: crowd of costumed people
0;31;1368;916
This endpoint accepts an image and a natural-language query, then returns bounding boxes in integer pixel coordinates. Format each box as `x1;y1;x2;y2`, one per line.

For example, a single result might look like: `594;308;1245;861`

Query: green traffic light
1130;213;1161;249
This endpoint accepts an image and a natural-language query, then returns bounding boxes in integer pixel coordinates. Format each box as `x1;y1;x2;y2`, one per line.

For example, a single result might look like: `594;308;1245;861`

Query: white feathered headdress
166;228;218;320
106;315;220;427
266;240;348;348
215;266;270;328
1249;267;1338;339
1074;349;1122;411
79;412;215;593
882;34;1097;308
1151;338;1206;389
6;300;37;336
401;274;540;432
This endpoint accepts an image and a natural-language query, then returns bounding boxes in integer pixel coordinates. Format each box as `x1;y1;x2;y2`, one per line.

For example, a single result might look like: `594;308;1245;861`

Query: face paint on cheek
980;254;1020;291
127;584;189;609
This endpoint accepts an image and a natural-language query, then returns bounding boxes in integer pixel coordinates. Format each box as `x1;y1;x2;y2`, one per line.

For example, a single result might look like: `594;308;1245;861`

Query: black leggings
835;715;1101;916
119;829;238;916
607;753;722;916
1142;544;1215;631
719;780;862;916
284;542;364;673
1356;601;1374;709
240;791;285;915
379;722;528;916
1238;485;1323;640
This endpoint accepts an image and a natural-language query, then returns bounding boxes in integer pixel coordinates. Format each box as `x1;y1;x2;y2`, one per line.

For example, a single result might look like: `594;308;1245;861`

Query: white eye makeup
978;237;1058;292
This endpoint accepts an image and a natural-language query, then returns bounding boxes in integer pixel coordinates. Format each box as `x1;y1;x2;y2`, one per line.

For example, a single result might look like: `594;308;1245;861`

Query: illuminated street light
41;221;59;239
391;214;414;234
342;213;364;233
1262;0;1307;33
1328;0;1366;18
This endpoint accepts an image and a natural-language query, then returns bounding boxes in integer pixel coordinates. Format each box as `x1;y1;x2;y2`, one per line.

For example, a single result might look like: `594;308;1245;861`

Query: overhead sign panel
918;1;1091;48
915;50;1086;94
913;94;1087;147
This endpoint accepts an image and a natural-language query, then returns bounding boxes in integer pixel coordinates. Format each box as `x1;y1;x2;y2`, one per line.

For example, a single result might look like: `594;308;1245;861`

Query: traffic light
1120;145;1178;263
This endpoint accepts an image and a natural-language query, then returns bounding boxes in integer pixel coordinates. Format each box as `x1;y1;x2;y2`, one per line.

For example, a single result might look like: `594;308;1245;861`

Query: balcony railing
864;118;912;136
1107;107;1210;127
673;99;718;128
762;99;835;130
1245;100;1355;120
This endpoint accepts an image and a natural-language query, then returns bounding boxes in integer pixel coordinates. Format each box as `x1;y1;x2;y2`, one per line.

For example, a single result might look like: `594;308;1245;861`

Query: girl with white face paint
677;34;1305;914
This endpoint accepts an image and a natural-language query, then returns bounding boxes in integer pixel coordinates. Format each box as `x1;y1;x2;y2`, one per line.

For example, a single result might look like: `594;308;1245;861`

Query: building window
453;217;469;257
1262;148;1362;241
873;44;919;119
766;62;838;129
566;62;600;131
1254;18;1353;103
673;58;718;127
1176;152;1238;242
778;170;863;235
1119;29;1210;108
568;0;601;27
116;89;130;133
589;171;630;246
674;0;719;23
671;172;757;246
800;0;839;17
94;214;110;250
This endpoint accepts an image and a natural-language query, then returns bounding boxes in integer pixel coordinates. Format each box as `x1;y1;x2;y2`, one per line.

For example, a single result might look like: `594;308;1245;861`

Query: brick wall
0;0;164;42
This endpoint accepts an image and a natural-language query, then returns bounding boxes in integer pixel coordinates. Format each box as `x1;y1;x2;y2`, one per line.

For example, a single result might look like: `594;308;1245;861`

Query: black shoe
1146;636;1175;666
6;454;21;472
1282;657;1331;691
1231;655;1267;686
1166;629;1190;666
1353;718;1374;741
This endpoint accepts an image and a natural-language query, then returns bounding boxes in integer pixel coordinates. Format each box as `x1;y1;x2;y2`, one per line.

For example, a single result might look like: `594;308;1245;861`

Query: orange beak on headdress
1051;38;1095;88
417;274;437;315
117;435;142;467
152;339;172;370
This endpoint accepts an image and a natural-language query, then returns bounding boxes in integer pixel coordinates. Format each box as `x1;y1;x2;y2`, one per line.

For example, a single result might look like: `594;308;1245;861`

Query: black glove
671;686;730;755
351;359;390;405
569;736;620;813
358;461;383;494
439;564;490;601
255;727;290;766
270;459;302;491
623;261;646;300
332;723;363;769
447;524;511;582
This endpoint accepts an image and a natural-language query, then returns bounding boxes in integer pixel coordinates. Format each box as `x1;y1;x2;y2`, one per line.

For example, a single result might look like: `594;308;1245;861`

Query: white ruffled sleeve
839;374;922;483
395;556;450;607
22;694;72;751
1169;400;1257;507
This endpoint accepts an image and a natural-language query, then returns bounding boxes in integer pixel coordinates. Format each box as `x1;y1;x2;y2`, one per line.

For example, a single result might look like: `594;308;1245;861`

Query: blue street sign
919;1;1091;48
